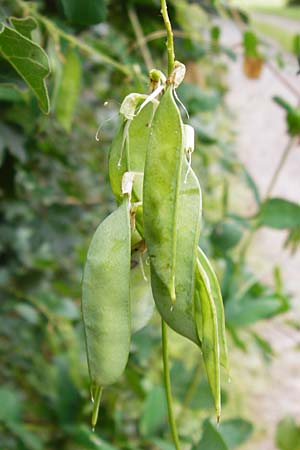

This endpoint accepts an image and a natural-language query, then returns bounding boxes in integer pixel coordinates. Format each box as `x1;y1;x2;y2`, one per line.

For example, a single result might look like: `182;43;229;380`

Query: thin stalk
264;137;295;199
266;62;300;102
239;137;297;264
161;320;181;450
160;0;175;75
17;1;131;76
128;7;154;71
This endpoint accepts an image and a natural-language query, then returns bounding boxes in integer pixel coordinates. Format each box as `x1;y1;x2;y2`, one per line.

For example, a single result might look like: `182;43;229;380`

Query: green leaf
65;424;114;450
242;167;261;206
219;418;253;449
226;294;288;327
259;198;300;229
276;417;300;450
211;220;243;252
273;96;293;113
61;0;107;25
139;386;167;437
10;16;37;40
0;24;50;113
8;423;43;450
54;48;81;131
0;83;27;102
293;34;300;56
177;83;221;114
194;419;229;450
0;386;22;423
287;109;300;136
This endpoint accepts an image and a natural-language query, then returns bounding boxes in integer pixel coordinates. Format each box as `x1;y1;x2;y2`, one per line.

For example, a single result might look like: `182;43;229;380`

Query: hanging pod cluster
81;62;229;427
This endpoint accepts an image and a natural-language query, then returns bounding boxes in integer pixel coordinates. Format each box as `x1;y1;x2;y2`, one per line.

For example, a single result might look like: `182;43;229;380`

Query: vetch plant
81;0;228;446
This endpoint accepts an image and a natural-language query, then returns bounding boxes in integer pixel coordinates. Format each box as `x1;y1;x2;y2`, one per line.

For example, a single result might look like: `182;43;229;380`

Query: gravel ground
222;19;300;450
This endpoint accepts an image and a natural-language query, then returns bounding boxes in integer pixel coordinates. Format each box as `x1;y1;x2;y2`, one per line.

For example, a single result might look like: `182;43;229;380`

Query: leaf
226;294;289;327
211;220;243;252
0;386;22;423
273;96;293;113
259;198;300;229
241;167;261;206
0;24;50;113
139;386;167;437
0;83;27;102
65;424;115;450
177;83;221;114
219;418;253;449
152;439;175;450
10;16;37;40
8;423;43;450
276;417;300;450
194;419;229;450
61;0;107;25
53;48;81;131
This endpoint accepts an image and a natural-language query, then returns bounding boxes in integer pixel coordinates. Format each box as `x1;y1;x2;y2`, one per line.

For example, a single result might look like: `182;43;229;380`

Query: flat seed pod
143;86;184;303
195;257;221;420
109;102;157;204
130;253;154;334
197;247;229;371
82;198;131;387
151;153;202;345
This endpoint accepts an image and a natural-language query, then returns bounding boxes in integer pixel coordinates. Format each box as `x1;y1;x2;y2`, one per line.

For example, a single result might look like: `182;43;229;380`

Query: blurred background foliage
1;0;300;449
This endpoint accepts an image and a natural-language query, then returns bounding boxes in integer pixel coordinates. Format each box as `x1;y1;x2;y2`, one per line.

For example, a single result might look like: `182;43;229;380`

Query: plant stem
161;320;181;450
264;137;295;199
160;0;175;75
128;7;154;72
239;137;297;264
17;1;131;76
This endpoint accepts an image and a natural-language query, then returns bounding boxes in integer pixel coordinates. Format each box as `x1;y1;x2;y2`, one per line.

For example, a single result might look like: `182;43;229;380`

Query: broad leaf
219;418;253;449
276;417;300;450
139;386;167;437
226;294;288;327
0;24;50;112
0;386;22;423
194;419;229;450
259;198;300;229
10;16;37;39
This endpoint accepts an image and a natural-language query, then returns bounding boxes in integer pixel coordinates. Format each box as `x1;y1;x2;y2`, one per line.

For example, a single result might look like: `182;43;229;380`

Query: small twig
17;1;131;77
161;320;181;450
239;137;298;264
161;0;175;75
266;61;300;102
264;137;296;199
128;7;154;72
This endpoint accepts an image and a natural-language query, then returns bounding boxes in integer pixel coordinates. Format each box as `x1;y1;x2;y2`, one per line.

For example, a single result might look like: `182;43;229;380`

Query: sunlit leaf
0;24;50;112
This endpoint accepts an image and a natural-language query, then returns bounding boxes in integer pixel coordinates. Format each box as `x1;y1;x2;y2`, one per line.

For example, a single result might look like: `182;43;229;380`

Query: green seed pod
194;256;221;421
82;198;131;388
143;86;184;303
109;101;157;204
197;247;229;371
130;252;154;334
151;150;202;345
